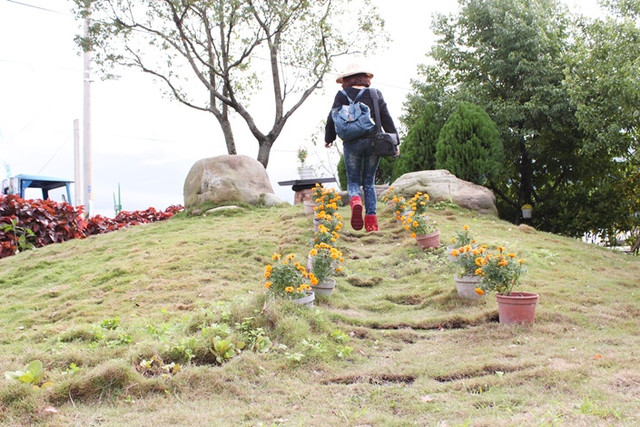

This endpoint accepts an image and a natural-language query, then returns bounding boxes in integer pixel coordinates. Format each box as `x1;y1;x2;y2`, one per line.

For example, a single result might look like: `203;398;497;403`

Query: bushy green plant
450;244;487;277
449;224;475;247
209;336;244;365
263;253;311;299
308;243;343;284
475;246;527;295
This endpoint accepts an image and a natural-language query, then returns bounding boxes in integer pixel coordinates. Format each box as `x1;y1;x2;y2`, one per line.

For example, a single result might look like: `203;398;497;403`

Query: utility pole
82;8;93;217
73;119;81;206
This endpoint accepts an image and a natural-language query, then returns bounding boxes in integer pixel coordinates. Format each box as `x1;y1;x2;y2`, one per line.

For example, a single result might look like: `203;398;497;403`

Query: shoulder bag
369;89;400;158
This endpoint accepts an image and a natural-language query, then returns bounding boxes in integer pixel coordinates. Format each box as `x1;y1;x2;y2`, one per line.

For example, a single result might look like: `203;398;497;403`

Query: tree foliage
391;103;441;181
435;102;503;186
405;0;640;241
74;0;386;167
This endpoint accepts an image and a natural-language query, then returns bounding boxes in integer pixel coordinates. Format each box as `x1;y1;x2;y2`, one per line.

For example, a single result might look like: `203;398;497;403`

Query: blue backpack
331;88;375;142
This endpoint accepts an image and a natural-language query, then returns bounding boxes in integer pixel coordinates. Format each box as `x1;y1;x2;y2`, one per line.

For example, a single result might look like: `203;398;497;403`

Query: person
324;64;398;232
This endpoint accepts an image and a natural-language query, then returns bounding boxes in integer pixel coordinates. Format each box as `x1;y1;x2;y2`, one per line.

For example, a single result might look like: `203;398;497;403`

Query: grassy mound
1;203;638;425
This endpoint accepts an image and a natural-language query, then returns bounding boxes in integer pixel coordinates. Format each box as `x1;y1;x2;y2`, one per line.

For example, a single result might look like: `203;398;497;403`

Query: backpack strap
369;88;383;133
339;89;354;104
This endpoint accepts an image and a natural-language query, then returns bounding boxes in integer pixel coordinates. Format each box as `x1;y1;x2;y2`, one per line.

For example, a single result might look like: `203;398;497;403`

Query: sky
0;0;599;217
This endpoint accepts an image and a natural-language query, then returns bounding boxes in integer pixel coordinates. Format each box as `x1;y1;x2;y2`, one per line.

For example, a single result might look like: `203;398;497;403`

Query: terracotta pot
454;275;483;300
292;290;315;308
311;278;336;296
496;292;539;324
415;230;440;249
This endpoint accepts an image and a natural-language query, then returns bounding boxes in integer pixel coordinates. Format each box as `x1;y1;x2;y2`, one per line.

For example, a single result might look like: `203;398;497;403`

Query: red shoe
350;196;364;230
365;214;378;232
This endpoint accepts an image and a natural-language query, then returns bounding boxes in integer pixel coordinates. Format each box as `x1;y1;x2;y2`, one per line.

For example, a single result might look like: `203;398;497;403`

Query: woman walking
324;64;398;232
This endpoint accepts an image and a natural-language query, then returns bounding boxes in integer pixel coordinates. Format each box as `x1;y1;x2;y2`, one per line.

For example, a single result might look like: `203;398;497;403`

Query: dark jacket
324;87;397;143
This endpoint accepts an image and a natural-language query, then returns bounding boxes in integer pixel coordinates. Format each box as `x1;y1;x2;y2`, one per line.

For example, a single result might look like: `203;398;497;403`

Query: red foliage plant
0;195;184;258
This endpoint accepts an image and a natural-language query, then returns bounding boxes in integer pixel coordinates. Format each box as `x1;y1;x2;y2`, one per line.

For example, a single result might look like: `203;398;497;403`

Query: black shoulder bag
369;89;400;158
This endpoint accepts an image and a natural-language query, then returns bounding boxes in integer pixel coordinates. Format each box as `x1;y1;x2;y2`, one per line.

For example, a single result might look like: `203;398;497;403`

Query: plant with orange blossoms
263;253;312;299
474;246;527;295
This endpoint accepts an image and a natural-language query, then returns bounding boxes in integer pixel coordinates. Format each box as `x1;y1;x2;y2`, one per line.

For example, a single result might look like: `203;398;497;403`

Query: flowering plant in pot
450;243;487;299
264;253;313;305
402;211;439;249
311;184;343;232
474;247;536;324
307;243;343;296
381;187;406;220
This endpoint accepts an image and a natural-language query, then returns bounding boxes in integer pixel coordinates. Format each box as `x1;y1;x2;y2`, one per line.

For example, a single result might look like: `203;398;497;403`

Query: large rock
390;170;498;216
183;155;284;208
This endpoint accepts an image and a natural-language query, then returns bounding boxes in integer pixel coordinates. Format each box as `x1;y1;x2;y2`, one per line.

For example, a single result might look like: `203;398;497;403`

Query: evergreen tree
392;104;441;182
435;102;504;185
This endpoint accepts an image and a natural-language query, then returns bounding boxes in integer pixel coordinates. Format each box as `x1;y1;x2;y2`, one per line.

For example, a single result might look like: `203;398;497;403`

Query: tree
435;102;503;185
391;103;442;182
74;0;386;168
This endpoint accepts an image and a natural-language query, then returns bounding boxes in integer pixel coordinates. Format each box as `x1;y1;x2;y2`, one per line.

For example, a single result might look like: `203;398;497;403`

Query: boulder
390;170;498;216
183;155;284;208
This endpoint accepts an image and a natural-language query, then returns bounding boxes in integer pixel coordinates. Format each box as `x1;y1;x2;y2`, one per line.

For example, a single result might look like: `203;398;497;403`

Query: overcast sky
0;0;599;216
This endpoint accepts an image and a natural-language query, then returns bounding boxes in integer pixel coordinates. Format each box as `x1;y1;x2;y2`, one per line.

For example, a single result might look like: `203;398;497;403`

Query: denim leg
343;140;363;200
343;138;379;214
362;146;380;215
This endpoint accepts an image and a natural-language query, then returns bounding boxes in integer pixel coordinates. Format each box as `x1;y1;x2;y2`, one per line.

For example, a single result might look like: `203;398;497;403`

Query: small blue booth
1;174;74;204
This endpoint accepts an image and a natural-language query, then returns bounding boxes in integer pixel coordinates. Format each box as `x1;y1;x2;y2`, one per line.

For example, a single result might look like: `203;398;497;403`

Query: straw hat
335;63;374;83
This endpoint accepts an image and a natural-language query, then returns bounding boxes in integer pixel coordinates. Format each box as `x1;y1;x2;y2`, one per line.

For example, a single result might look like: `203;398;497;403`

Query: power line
4;0;69;15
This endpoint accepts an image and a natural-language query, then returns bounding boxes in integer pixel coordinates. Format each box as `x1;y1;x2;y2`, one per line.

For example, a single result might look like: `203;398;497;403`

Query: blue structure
1;174;74;204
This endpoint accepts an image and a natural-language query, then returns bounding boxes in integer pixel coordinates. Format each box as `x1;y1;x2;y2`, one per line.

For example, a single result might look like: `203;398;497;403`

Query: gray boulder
390;170;498;216
183;155;284;208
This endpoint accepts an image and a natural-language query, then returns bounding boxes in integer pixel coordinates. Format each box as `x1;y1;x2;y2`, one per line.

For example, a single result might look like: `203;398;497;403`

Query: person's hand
325;141;333;148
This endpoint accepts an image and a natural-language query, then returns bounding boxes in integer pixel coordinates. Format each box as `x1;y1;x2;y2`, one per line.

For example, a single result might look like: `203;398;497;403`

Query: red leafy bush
0;195;184;258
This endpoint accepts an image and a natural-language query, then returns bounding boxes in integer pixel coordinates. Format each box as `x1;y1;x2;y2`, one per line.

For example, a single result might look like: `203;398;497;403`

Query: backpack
330;88;375;142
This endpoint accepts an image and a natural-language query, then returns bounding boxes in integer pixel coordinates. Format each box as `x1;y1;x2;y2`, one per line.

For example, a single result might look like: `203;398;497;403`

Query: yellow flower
498;258;509;267
475;267;484;276
519;259;525;264
309;273;319;286
463;225;469;230
451;249;460;257
451;237;456;243
475;257;484;266
497;246;505;253
309;249;318;257
475;288;485;295
507;253;516;258
411;232;416;238
264;282;272;289
264;264;272;278
271;253;281;261
285;286;294;293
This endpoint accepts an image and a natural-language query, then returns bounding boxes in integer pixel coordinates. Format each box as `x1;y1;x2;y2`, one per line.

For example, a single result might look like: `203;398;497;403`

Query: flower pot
311;278;336;296
313;217;321;232
496;292;539;324
454;275;483;300
415;230;440;249
298;166;314;179
303;200;316;215
292;290;315;308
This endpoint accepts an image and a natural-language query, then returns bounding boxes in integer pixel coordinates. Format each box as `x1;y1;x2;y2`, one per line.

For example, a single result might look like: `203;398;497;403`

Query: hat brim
336;71;374;84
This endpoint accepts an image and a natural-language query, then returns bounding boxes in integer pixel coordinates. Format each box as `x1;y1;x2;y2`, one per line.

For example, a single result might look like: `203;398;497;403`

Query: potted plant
403;212;439;249
448;225;475;261
297;147;313;179
450;243;487;299
307;243;343;296
311;184;343;231
474;247;536;324
263;253;314;307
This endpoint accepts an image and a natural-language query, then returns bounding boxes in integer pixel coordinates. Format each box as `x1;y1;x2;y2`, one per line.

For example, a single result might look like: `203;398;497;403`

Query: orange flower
285;286;294;293
264;282;272;289
475;288;485;295
463;225;469;230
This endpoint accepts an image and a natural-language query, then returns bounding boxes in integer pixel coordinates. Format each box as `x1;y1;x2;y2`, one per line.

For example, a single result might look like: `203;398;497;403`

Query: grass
1;202;639;426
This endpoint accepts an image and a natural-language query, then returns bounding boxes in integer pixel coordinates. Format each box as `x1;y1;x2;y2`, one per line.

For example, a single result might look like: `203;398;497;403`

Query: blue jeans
343;137;380;215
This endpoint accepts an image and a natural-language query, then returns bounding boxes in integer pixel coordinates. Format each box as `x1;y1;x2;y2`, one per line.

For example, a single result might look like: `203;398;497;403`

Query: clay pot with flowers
474;247;536;324
450;245;487;300
401;192;439;249
263;253;314;307
307;243;343;296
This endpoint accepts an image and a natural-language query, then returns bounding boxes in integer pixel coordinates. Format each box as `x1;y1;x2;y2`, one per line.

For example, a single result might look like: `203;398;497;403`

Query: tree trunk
256;137;274;168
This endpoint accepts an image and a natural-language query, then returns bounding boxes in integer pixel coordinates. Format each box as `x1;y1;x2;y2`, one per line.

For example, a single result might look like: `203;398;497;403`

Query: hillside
1;202;639;426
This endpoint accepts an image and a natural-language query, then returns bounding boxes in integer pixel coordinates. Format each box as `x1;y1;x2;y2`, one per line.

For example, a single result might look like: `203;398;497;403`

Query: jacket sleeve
374;89;398;135
324;91;346;143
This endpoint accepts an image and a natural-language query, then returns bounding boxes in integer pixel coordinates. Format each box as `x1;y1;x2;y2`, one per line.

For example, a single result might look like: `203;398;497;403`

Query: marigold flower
475;257;484;266
309;273;318;285
451;249;460;257
309;249;318;256
507;253;516;258
463;225;469;230
497;246;505;253
451;237;456;243
264;264;272;278
498;258;509;267
264;282;272;289
411;232;416;238
285;253;295;261
285;286;294;293
519;259;525;264
271;253;281;261
475;288;485;295
475;267;484;276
